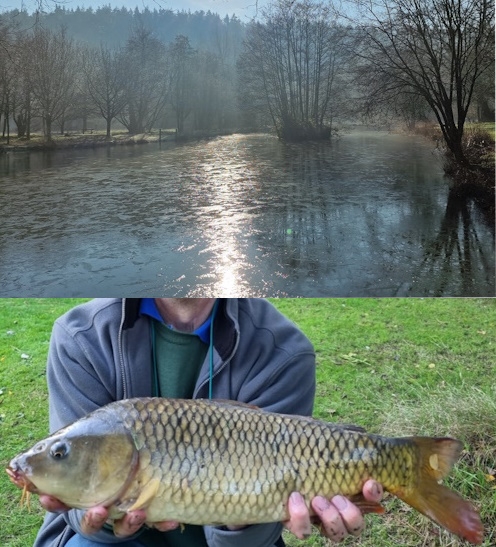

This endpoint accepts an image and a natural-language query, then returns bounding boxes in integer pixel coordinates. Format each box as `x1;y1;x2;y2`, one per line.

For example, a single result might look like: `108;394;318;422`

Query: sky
3;0;268;19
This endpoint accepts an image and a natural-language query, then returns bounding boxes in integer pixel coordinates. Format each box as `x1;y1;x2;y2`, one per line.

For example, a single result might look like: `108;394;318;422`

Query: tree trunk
5;114;9;144
45;117;52;141
445;127;468;166
15;114;27;138
26;106;31;140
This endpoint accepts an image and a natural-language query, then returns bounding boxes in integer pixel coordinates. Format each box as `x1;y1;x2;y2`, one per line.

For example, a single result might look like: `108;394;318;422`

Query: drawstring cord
151;320;159;397
208;299;220;400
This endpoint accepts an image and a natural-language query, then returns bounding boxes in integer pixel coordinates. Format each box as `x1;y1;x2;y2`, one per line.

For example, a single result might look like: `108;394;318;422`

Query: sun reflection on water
187;136;262;296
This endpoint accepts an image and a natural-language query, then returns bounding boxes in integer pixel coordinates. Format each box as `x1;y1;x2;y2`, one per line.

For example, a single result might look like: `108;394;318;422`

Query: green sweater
144;321;209;546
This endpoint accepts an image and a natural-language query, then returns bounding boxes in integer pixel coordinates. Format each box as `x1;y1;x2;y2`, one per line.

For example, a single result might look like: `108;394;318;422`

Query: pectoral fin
348;493;385;514
127;479;160;511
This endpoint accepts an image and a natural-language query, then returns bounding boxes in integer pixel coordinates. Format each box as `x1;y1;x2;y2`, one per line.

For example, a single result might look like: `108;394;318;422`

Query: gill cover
10;407;138;509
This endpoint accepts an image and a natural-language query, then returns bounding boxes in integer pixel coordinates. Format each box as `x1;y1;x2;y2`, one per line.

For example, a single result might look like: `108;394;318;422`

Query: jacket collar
122;298;237;361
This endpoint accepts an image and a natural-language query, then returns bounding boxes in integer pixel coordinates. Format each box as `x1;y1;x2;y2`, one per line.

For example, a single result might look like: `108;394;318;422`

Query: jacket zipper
118;299;127;399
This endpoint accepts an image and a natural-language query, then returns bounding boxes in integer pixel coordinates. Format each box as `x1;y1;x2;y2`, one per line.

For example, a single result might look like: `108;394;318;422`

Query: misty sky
4;0;267;19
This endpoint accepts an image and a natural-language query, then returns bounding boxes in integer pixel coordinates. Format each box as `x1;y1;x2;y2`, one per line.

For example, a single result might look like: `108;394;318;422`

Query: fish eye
50;441;70;460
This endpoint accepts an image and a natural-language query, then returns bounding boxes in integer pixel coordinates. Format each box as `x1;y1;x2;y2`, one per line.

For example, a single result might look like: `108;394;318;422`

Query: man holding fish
26;298;384;547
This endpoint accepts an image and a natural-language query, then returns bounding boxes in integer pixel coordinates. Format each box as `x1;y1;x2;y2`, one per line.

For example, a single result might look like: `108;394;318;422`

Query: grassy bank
0;128;235;151
275;298;496;547
0;131;165;152
1;299;495;546
412;122;495;189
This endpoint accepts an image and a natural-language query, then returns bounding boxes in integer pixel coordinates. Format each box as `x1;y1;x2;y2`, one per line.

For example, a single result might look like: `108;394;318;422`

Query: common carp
7;397;483;544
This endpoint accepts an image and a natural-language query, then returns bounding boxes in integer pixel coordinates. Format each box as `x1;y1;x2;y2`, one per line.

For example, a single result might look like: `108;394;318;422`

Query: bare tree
82;45;127;139
0;45;12;141
353;0;495;165
11;33;34;139
0;18;16;142
29;27;78;141
118;25;168;135
168;35;196;134
238;0;349;140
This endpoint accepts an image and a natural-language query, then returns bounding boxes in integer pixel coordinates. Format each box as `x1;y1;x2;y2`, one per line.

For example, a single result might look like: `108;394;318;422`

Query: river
0;131;494;296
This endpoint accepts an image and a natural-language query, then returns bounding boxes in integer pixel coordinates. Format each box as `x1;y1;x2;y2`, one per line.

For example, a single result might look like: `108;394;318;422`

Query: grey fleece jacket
34;298;316;547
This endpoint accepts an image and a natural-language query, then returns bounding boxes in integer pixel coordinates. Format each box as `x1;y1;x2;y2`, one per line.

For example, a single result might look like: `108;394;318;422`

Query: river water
0;131;494;296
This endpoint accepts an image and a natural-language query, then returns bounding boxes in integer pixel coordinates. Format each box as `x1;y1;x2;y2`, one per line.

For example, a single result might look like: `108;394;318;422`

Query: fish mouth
6;465;24;487
6;464;37;508
6;464;37;493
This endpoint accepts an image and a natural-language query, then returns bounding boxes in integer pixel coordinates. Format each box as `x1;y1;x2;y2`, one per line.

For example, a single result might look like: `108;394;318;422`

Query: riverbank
411;122;495;179
0;128;240;152
0;130;165;152
410;122;495;220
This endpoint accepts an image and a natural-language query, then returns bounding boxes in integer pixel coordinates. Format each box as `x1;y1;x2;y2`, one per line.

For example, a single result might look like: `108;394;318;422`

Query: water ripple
0;132;493;296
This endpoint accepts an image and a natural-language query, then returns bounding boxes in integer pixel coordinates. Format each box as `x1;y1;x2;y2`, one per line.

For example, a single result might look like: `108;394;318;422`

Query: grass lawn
1;298;495;546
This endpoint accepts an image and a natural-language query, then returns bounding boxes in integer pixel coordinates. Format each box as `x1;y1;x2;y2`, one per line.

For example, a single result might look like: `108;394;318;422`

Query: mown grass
0;299;89;547
274;298;496;547
1;298;495;547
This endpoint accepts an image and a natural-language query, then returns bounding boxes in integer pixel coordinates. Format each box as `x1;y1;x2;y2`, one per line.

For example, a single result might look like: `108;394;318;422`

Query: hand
39;495;179;537
284;479;384;542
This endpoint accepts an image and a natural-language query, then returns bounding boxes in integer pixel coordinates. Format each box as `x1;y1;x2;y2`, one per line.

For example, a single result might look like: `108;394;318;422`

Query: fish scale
7;397;484;544
115;398;412;523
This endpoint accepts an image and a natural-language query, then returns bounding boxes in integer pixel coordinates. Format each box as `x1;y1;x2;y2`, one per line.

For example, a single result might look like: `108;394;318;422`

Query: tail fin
390;437;483;545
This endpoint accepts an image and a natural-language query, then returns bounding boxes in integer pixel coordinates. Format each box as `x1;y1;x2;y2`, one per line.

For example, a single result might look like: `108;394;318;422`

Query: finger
284;492;312;539
311;496;348;542
113;510;147;538
80;507;109;536
39;495;70;513
331;495;365;538
152;521;180;532
362;479;384;502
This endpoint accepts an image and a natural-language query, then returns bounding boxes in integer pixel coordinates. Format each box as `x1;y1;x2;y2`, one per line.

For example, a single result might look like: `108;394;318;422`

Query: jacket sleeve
46;310;123;432
38;304;142;545
204;300;316;547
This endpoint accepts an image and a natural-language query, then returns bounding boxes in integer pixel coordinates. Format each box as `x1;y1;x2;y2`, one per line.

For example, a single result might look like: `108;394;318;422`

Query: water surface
0;131;493;296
